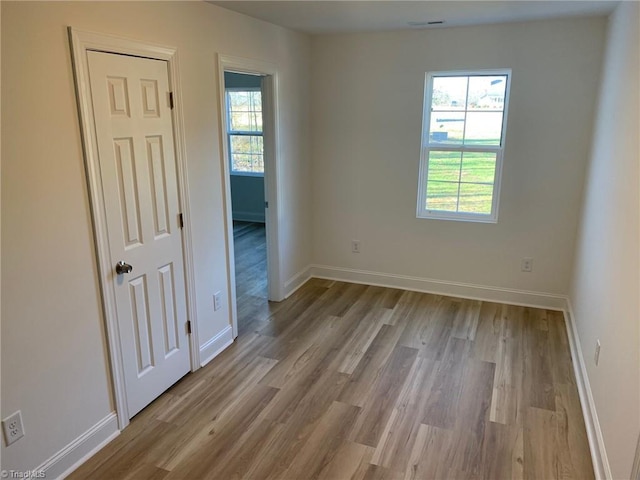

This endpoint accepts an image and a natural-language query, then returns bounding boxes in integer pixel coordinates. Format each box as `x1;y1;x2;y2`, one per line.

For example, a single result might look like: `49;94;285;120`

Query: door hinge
265;201;269;209
178;213;184;229
169;92;174;110
187;320;192;334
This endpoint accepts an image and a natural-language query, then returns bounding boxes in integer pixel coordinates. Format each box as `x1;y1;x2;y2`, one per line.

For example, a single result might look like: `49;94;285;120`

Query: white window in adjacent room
417;70;511;223
226;88;264;175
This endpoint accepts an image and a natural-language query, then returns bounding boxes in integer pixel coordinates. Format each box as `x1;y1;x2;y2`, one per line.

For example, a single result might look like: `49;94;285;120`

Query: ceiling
210;1;618;34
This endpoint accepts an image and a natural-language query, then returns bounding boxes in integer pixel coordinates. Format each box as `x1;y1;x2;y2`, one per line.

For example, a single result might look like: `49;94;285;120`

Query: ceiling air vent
407;20;445;27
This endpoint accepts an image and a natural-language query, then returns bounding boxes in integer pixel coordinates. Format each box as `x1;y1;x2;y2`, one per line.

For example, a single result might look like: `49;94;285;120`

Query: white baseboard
563;301;611;480
232;211;265;223
35;412;119;480
284;266;312;298
199;325;234;367
309;264;568;310
632;435;640;480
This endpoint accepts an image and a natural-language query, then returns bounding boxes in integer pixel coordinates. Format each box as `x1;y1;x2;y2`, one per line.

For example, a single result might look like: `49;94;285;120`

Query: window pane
230;134;264;173
251;154;264;172
460;152;497;184
431;77;468;111
428;151;462;182
464;112;503;146
467;76;507;110
458;183;493;214
231;134;263;153
230;111;263;132
228;91;263;132
429;112;465;144
426;181;459;212
250;91;262;111
229;91;250;111
232;153;264;173
230;135;251;154
230;112;250;131
232;153;252;172
250;135;264;155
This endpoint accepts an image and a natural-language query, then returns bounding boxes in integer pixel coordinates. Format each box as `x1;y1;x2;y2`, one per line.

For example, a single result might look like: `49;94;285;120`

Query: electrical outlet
213;291;222;311
2;411;25;446
352;240;361;254
521;257;533;272
595;339;601;366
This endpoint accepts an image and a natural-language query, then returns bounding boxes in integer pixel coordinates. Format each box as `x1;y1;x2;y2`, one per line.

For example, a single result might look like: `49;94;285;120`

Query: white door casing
87;51;190;418
70;29;199;430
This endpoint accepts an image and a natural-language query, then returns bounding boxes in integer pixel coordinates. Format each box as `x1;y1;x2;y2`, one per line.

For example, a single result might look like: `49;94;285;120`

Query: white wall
569;2;640;478
1;1;310;472
310;17;605;296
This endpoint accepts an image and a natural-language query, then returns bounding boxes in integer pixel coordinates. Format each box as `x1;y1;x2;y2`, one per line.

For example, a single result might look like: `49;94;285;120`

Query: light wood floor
69;280;593;480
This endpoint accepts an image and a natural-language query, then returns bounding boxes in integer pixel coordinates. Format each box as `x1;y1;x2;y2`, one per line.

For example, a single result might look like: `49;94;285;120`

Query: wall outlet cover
2;410;25;446
213;291;222;311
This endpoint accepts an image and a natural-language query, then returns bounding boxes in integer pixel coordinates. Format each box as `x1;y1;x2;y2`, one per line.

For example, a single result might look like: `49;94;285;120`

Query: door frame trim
69;28;200;430
217;54;285;338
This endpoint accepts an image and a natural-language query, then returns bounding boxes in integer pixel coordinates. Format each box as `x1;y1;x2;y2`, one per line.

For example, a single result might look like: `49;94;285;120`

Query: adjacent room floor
232;221;271;334
69;279;593;479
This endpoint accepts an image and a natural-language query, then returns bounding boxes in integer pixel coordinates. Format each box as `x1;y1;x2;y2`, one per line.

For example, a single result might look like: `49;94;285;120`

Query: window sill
230;171;264;178
416;212;498;224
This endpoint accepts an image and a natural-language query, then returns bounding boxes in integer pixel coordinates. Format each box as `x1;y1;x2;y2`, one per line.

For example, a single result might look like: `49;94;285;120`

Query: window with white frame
226;88;264;175
417;70;511;222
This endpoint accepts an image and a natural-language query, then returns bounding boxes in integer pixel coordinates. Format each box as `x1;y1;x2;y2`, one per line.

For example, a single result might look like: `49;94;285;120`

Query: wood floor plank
470;301;503;363
370;356;439;470
523;311;556;411
524;406;559;480
403;423;453;480
338;324;404;407
448;359;496;476
258;317;357;423
452;298;482;341
482;421;524;480
421;337;472;429
396;292;441;350
163;384;279;478
244;375;351;479
155;354;277;429
201;419;285;480
490;305;525;425
282;401;361;479
68;280;593;480
419;296;462;360
317;441;374;480
385;290;429;327
351;345;419;447
547;310;577;386
335;307;392;374
555;383;595;480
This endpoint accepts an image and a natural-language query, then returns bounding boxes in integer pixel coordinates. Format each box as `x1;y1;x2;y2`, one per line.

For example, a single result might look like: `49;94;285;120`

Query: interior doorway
220;63;282;337
225;72;268;334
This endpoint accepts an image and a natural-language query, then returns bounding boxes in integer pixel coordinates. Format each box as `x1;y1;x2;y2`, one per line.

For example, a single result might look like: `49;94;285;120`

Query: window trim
416;69;512;223
225;87;265;177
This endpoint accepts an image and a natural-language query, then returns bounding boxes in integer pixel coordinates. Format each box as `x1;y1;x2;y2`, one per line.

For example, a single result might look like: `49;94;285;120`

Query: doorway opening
222;70;278;336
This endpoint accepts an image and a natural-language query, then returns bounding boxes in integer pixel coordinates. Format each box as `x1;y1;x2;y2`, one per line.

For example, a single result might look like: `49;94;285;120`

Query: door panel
87;51;190;418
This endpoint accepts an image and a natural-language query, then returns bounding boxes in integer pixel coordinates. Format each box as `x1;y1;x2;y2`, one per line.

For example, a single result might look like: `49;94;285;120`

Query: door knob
115;261;133;275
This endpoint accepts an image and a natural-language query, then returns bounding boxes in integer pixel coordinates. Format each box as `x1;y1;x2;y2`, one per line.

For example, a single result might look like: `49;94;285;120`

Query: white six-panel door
87;51;191;417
